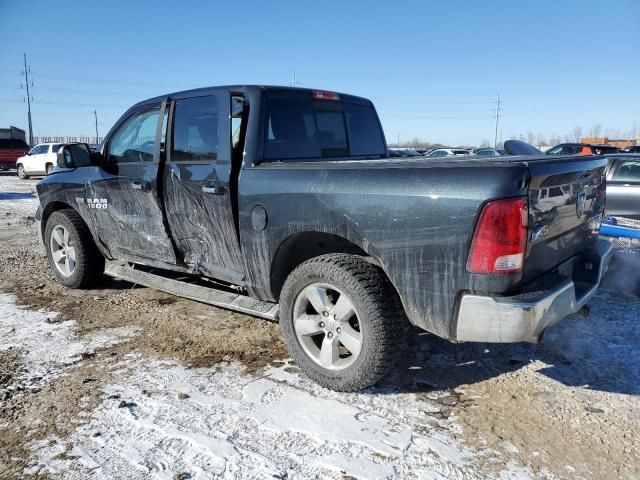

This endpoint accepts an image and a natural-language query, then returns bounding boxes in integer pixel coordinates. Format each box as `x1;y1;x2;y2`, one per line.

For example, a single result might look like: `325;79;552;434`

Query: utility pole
93;110;99;143
22;53;34;146
493;93;501;148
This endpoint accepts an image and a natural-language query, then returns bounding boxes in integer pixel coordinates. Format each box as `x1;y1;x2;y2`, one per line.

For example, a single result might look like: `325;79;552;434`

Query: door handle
131;181;150;191
202;184;226;195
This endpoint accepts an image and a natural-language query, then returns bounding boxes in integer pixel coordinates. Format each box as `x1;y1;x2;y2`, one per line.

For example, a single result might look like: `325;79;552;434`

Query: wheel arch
269;231;399;302
42;201;77;229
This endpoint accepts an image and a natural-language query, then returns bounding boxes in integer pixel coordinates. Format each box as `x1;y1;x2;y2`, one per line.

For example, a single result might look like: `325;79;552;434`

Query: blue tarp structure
600;216;640;240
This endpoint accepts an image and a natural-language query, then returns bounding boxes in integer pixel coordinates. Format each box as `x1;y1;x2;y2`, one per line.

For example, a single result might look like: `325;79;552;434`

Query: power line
0;84;143;98
28;71;192;89
0;98;127;109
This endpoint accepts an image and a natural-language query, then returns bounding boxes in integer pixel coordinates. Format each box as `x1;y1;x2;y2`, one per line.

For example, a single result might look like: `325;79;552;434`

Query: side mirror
57;143;92;168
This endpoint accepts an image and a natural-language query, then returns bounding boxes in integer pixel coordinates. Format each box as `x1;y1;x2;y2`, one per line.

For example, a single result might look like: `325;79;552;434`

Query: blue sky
1;0;638;146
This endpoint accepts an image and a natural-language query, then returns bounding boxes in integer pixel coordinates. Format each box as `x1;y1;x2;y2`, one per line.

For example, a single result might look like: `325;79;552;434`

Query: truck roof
128;85;372;111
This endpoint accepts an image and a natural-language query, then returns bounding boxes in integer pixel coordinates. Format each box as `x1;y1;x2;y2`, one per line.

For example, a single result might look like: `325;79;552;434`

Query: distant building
580;137;637;149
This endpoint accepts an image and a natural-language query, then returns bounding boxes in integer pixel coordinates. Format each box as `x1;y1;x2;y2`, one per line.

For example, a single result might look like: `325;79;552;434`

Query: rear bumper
455;239;613;343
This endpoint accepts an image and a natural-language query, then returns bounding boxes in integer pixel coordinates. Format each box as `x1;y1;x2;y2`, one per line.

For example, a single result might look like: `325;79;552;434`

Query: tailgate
522;155;607;282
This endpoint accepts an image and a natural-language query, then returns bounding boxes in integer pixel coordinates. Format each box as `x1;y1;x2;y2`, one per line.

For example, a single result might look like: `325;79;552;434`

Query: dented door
163;92;245;283
85;102;177;264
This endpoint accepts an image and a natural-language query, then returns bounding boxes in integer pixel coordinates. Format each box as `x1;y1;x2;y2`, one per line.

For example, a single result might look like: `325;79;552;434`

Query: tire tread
45;208;104;288
280;254;405;391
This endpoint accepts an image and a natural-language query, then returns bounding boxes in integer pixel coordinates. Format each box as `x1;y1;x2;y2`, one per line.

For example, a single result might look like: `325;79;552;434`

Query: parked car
426;148;473;157
388;148;421;157
622;145;640;153
0;138;30;171
604;153;640;220
35;85;611;391
546;143;619;156
16;142;64;179
474;148;505;157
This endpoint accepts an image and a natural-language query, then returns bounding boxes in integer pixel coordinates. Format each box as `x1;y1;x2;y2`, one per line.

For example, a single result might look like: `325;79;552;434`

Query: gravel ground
0;172;639;479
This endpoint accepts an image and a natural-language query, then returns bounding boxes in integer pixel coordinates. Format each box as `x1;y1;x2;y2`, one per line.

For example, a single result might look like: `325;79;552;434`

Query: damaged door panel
163;92;245;283
85;102;177;264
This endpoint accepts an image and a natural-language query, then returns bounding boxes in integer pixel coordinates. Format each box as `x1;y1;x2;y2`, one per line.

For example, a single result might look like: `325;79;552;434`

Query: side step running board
105;263;279;321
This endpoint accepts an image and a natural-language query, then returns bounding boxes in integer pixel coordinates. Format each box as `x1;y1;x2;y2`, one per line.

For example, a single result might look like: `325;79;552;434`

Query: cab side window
107;106;160;164
172;96;219;162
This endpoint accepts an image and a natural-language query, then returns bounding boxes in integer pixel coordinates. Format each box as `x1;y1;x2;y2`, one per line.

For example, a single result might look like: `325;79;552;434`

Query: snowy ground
0;173;639;479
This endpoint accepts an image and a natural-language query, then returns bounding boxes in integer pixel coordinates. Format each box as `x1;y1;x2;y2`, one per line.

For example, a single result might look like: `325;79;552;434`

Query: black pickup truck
35;86;612;391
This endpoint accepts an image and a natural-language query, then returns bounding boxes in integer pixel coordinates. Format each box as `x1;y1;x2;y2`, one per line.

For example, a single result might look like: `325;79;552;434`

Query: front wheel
17;164;29;179
45;209;104;288
279;254;405;391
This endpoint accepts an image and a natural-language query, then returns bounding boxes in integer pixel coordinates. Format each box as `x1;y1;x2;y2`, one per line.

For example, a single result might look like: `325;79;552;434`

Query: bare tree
604;127;622;139
536;133;548;147
526;132;536;146
549;134;562;146
480;139;491;148
589;123;603;138
572;126;584;143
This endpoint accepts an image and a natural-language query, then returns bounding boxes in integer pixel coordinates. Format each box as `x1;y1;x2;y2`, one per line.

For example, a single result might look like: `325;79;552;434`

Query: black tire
45;209;105;288
45;163;54;175
279;254;405;391
17;164;29;179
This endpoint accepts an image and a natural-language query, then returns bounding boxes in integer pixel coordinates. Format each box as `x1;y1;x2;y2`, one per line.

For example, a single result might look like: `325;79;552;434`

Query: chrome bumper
455;239;613;343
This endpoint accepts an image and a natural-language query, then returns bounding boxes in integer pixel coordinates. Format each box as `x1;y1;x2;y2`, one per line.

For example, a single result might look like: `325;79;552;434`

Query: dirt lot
0;172;639;479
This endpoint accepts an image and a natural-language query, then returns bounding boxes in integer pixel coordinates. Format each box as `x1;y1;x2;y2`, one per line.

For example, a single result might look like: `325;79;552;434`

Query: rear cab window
263;90;386;161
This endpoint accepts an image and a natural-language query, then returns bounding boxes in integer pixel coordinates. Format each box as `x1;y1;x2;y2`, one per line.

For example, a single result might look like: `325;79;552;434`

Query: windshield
263;90;386;161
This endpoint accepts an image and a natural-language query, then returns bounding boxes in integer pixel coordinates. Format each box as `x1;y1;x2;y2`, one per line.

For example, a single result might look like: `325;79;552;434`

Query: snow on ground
0;290;514;479
0;293;140;396
26;355;482;480
3;275;639;479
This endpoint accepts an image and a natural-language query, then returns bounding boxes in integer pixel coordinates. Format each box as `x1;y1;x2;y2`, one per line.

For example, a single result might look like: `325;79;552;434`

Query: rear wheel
17;164;29;179
280;254;404;391
45;163;54;175
45;209;104;288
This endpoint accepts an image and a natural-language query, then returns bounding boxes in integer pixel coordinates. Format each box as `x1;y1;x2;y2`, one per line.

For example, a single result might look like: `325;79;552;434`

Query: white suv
16;143;63;179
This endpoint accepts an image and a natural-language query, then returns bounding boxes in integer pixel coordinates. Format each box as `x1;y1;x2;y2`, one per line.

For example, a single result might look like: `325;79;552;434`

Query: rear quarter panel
238;159;529;339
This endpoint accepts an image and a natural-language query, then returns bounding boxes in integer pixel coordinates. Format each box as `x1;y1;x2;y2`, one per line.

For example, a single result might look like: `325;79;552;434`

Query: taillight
467;197;528;274
312;90;340;101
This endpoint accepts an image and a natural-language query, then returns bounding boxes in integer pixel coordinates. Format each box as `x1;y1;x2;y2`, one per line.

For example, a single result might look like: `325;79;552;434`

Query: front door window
108;107;160;164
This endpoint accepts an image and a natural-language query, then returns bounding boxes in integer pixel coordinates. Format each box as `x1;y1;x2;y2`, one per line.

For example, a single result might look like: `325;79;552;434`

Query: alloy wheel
293;283;363;371
49;225;77;277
